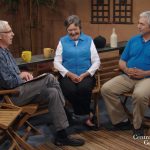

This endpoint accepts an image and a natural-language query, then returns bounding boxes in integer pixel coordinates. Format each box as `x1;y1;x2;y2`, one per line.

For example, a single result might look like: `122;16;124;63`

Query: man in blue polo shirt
101;11;150;137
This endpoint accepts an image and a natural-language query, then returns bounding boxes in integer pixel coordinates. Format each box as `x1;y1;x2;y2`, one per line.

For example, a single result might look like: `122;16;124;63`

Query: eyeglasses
0;30;12;34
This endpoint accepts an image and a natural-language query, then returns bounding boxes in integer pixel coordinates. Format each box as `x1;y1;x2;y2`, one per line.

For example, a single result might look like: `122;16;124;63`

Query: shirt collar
78;32;85;41
0;47;9;54
68;32;85;42
139;34;150;43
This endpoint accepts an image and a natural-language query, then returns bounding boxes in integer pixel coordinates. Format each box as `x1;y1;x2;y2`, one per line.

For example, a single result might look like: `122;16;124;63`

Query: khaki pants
101;74;150;129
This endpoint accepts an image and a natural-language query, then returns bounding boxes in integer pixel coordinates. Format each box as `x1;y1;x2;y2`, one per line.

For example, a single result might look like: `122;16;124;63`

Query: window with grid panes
91;0;133;24
91;0;110;24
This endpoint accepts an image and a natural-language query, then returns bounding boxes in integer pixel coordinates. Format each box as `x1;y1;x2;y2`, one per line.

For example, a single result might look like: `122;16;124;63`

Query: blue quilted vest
61;32;91;76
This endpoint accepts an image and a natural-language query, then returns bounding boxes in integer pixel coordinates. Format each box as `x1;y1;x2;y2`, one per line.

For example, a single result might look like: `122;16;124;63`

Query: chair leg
7;121;40;150
7;130;25;150
8;128;35;150
121;96;133;122
26;121;41;135
16;114;30;128
93;94;100;128
0;129;7;145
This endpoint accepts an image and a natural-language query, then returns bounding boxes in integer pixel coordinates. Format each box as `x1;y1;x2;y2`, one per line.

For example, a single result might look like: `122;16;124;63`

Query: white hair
0;20;9;32
140;11;150;26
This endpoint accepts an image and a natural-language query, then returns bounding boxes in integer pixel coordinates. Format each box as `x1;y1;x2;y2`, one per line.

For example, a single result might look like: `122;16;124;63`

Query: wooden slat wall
0;0;67;57
99;51;120;86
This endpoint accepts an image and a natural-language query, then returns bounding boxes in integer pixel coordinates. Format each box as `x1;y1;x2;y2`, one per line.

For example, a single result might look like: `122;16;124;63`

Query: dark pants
59;75;96;115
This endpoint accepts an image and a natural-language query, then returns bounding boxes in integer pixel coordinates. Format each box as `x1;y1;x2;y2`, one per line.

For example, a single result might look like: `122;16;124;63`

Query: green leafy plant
2;0;20;12
2;0;56;12
33;0;56;9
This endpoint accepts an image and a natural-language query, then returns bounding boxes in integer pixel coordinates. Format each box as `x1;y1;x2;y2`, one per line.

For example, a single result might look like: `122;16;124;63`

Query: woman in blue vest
54;15;100;129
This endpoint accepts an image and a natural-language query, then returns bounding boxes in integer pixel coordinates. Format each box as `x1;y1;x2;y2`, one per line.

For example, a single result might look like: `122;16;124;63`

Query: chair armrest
51;68;60;78
0;103;21;110
113;68;120;72
52;68;59;73
92;69;101;93
0;89;20;95
22;104;38;115
113;68;125;75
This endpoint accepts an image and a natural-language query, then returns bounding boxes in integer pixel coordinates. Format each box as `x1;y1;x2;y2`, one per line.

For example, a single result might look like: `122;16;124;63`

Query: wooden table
97;41;127;54
15;41;127;75
16;54;54;75
16;41;127;67
16;54;54;67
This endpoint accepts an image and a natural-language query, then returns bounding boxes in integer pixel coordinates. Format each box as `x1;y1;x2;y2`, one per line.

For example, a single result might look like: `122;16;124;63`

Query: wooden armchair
99;56;120;85
95;56;120;126
91;69;101;127
113;68;150;134
0;88;49;123
0;89;41;149
0;89;39;127
87;55;121;127
119;92;150;135
0;103;36;150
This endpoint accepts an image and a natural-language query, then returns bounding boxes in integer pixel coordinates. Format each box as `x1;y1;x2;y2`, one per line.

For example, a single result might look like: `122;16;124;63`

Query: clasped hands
124;67;146;79
66;72;89;83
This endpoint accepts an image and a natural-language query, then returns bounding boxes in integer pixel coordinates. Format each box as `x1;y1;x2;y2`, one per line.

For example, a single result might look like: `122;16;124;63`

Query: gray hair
0;20;9;32
64;15;81;29
140;11;150;26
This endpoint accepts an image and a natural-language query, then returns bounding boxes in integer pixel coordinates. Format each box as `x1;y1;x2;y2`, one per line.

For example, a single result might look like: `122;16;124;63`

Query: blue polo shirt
121;34;150;71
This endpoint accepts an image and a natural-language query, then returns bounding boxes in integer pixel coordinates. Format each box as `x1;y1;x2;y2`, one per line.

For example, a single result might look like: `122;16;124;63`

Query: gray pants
12;74;69;131
101;74;150;129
